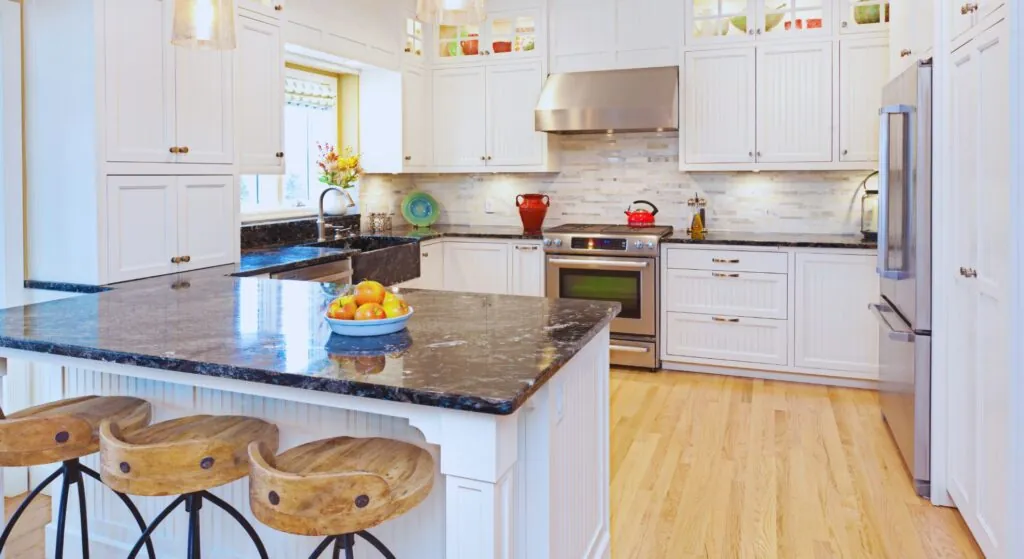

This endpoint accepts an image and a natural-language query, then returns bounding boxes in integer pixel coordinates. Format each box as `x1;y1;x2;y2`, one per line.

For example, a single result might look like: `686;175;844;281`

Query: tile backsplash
360;132;876;235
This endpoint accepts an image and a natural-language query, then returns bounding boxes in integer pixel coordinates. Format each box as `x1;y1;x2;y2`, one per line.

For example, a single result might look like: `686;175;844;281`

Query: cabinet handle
712;317;740;323
405;156;412;161
171;256;182;264
481;156;486;161
517;245;539;251
274;4;283;11
181;256;191;263
712;258;740;264
169;147;180;154
748;29;754;35
180;146;190;154
960;266;977;278
748;151;753;157
422;252;429;257
900;49;912;57
486;155;493;161
712;272;740;278
756;151;762;158
842;149;849;156
756;28;762;35
841;21;848;28
276;152;284;158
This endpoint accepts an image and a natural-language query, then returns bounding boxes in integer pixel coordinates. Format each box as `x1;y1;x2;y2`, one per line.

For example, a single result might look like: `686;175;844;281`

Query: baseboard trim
659;361;880;390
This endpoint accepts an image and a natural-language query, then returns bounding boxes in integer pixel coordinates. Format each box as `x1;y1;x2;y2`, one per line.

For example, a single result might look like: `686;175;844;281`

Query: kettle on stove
624;200;658;228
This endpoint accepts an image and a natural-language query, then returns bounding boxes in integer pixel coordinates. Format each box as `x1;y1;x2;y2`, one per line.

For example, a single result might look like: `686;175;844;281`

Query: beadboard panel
665;269;789;319
665;312;789;365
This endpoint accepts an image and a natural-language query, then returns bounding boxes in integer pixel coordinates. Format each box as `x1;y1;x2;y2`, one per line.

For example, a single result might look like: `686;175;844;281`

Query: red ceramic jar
516;194;550;234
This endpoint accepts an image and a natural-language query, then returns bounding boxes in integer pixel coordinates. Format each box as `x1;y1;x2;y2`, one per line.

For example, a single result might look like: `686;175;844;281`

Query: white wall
0;0;24;309
1008;3;1024;557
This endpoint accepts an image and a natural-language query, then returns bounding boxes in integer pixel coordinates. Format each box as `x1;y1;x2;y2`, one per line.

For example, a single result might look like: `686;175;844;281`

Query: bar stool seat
0;395;155;559
249;436;434;558
101;414;280;559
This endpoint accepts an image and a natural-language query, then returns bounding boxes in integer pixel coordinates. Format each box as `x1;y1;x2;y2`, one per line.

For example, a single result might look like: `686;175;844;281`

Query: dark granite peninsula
0;276;616;557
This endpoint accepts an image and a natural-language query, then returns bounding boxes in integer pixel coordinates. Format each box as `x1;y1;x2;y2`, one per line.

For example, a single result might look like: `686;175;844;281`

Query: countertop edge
661;237;878;250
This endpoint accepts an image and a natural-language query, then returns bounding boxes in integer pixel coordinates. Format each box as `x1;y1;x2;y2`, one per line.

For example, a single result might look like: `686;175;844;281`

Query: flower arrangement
317;143;363;189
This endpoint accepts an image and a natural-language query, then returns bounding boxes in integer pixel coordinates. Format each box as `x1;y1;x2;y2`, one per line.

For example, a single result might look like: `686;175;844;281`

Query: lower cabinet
106;175;235;283
665;312;789;365
442;241;511;294
399;239;546;296
510;243;545;296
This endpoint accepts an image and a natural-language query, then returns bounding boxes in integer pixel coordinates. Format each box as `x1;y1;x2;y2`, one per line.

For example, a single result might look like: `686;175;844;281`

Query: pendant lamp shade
172;0;237;50
416;0;486;25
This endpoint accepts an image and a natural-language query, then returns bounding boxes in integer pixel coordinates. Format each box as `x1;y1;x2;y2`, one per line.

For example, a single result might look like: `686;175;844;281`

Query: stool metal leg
200;490;270;559
185;493;203;559
127;495;187;559
356;531;397;559
0;466;62;552
343;533;355;559
79;464;156;559
70;462;90;559
54;465;73;558
309;536;337;559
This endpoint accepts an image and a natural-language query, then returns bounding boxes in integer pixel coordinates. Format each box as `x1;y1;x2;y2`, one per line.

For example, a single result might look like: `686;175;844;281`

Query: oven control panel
543;235;661;256
570;237;628;251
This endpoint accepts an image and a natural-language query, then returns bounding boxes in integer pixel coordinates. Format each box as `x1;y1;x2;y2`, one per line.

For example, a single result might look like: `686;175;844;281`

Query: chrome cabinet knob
960;266;978;278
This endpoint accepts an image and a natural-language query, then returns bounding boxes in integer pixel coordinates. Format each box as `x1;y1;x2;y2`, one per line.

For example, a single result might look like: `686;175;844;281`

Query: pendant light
172;0;237;50
416;0;486;26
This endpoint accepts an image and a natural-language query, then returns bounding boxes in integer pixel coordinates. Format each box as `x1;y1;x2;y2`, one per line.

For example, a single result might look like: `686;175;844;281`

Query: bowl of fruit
325;280;413;337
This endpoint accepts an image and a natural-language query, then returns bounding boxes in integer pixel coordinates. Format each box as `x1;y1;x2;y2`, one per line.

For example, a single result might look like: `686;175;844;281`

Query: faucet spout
317;187;355;242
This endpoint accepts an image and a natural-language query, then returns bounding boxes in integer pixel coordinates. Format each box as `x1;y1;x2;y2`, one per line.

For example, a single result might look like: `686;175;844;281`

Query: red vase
516;194;550;234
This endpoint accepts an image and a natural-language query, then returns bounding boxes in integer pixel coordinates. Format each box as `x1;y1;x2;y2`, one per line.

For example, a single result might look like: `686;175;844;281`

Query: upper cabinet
550;0;680;73
237;11;285;174
403;16;427;63
239;0;286;19
838;0;889;34
682;48;756;165
889;0;932;78
687;0;831;44
755;41;833;163
436;8;542;64
839;38;889;162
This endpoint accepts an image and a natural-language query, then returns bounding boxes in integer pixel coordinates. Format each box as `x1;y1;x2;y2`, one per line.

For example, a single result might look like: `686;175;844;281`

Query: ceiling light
172;0;236;50
416;0;487;25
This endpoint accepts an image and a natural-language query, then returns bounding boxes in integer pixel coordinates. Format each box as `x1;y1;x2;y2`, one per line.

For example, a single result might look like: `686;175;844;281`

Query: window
241;68;342;215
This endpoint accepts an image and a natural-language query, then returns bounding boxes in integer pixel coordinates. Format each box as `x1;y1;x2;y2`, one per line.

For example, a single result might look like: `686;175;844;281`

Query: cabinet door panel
683;48;756;164
756;41;833;163
432;67;487;168
177;176;236;271
794;252;879;376
665;312;788;365
615;0;680;67
403;66;431;169
237;14;284;174
550;0;615;72
840;38;889;162
486;62;544;166
665;269;788;319
686;0;756;44
419;241;445;290
175;48;234;164
104;0;175;163
106;176;178;283
511;244;545;296
443;242;509;294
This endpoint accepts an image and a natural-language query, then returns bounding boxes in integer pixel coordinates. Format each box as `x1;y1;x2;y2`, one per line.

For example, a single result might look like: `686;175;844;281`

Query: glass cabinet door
438;21;483;60
689;0;757;42
404;17;425;59
839;0;890;33
761;0;830;36
487;12;538;58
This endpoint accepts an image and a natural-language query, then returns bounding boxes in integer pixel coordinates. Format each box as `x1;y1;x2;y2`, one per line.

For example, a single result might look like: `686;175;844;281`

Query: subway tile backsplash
360;132;875;235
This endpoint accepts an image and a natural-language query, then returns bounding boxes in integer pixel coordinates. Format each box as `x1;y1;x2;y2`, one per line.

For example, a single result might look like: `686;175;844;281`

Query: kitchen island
0;276;617;559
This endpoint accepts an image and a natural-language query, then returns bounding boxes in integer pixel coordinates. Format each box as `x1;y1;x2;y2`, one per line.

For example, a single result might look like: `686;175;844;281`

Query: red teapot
625;200;659;228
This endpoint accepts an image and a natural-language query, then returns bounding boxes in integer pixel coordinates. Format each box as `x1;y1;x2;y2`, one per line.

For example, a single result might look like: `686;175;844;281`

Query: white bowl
324;308;414;337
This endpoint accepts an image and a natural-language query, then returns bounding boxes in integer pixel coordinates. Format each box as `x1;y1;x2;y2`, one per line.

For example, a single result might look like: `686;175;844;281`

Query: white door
549;0;615;73
614;0;681;68
443;242;510;294
174;46;234;165
682;48;756;165
756;41;833;163
432;67;487;168
402;66;431;169
176;176;236;272
486;61;544;166
794;252;880;377
106;176;178;283
510;243;545;296
104;0;176;164
419;240;444;290
839;38;889;162
237;13;284;174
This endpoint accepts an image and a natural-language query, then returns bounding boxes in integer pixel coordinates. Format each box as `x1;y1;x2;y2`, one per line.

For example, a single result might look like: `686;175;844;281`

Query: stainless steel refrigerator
872;60;932;498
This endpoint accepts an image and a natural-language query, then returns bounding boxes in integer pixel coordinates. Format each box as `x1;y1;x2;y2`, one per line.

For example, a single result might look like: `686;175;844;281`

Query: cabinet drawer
664;312;788;366
665;269;788;319
665;248;788;274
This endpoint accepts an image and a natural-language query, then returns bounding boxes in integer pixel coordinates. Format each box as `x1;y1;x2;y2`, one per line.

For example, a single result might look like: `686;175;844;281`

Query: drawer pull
610;345;650;354
711;272;740;278
712;258;740;264
712;317;740;323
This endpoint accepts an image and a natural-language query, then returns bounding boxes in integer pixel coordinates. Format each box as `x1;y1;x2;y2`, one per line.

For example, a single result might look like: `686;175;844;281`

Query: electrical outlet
484;198;495;214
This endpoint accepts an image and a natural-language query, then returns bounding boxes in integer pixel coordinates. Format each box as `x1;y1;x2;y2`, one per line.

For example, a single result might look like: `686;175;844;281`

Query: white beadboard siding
755;42;833;163
361;132;870;235
665;269;789;320
664;312;789;365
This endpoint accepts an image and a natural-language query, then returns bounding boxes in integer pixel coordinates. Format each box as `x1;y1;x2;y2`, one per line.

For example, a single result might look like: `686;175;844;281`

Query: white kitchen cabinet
237;11;285;174
106;176;179;284
664;269;788;320
614;0;682;68
436;8;541;64
549;0;679;73
174;48;234;165
432;67;487;167
402;65;432;169
665;312;789;366
511;243;545;296
417;240;445;290
889;0;931;78
952;0;1005;49
486;62;544;166
176;176;235;272
686;0;831;45
755;41;833;163
839;38;889;163
947;17;1010;558
103;0;175;164
793;252;879;377
838;0;889;34
239;0;285;19
682;48;756;165
443;242;510;294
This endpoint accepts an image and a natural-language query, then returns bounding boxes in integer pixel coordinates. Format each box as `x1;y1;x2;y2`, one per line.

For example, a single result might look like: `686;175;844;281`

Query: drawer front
664;312;788;365
665;269;788;319
665;248;788;274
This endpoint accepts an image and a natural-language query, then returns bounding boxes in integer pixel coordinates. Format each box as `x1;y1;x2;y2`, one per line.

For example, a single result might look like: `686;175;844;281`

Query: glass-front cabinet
687;0;832;43
436;10;540;63
839;0;890;33
404;17;425;60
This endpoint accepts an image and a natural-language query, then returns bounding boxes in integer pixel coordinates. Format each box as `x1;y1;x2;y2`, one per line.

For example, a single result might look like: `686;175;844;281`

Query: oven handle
610;345;651;354
547;258;649;269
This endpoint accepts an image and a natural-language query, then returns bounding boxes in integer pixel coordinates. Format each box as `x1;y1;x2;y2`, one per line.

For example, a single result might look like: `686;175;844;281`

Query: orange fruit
382;299;410;319
354;303;387;321
354;281;386;306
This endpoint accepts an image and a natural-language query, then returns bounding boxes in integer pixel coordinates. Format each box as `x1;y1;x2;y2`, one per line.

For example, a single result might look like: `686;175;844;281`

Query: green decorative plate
401;191;440;228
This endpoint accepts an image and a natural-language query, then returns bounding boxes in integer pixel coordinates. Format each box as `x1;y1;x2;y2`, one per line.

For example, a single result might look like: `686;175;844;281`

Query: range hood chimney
535;66;679;135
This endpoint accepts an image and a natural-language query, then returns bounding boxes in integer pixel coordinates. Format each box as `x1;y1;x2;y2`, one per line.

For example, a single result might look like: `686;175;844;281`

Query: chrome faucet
317;186;355;242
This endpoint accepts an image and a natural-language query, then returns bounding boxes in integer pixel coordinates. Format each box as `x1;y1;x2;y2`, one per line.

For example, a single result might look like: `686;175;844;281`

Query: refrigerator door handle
869;303;915;343
877;104;915;281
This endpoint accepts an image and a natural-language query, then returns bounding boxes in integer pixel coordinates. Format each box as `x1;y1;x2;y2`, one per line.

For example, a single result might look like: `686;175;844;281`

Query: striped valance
285;77;337;110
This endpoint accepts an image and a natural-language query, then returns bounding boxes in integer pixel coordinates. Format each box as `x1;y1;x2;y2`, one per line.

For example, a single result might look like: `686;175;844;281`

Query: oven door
546;255;657;337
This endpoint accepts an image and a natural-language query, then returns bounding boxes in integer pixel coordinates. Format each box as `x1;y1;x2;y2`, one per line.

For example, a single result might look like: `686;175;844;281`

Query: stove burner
546;224;674;237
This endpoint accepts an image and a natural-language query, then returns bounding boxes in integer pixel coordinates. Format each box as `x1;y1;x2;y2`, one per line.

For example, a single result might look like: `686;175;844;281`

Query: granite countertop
0;277;619;415
663;231;877;249
380;224;545;241
234;245;358;277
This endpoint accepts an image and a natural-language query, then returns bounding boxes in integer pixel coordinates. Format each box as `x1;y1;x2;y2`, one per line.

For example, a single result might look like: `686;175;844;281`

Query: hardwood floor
611;369;983;559
2;370;982;559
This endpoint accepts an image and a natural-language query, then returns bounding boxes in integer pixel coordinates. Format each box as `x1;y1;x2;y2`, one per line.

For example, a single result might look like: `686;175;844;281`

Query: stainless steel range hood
535;66;679;134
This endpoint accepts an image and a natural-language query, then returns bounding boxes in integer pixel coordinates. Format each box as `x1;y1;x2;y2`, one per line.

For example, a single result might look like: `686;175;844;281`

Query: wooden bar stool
99;414;279;559
0;395;155;559
248;436;434;559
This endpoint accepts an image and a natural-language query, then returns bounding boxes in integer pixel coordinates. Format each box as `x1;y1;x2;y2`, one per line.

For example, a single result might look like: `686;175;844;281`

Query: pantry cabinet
237;11;285;174
839;38;889;162
443;242;511;294
549;0;680;73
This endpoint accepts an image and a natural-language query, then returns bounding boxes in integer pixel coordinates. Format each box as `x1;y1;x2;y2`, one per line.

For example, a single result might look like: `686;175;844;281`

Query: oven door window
558;269;641;319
